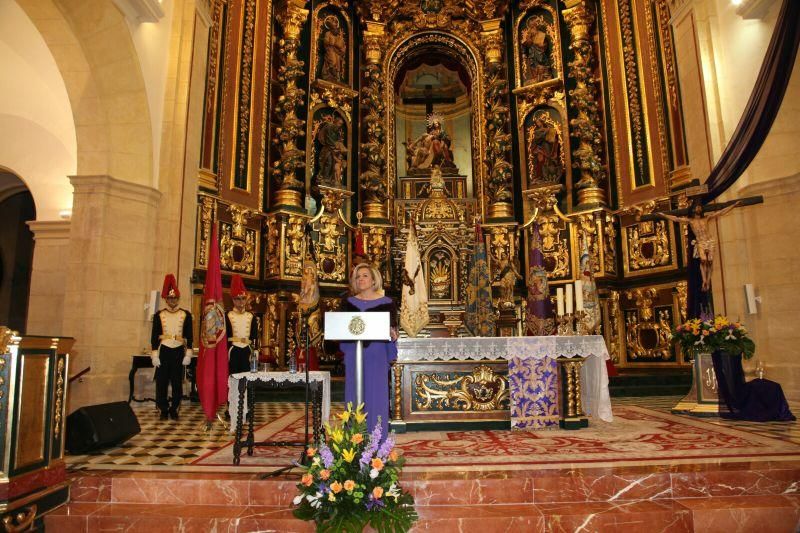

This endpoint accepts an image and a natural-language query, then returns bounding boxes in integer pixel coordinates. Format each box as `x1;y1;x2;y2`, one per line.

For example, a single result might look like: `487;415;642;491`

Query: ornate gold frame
385;31;487;215
620;217;678;277
512;5;564;89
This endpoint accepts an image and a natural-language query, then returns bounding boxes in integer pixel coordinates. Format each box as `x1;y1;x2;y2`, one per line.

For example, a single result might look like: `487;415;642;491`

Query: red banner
197;225;228;422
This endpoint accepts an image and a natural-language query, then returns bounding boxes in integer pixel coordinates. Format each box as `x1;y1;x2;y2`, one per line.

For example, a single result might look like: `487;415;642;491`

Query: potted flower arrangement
293;403;418;532
671;315;755;359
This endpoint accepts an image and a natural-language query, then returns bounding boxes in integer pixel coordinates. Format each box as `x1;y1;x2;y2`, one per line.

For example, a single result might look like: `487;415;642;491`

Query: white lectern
325;312;390;406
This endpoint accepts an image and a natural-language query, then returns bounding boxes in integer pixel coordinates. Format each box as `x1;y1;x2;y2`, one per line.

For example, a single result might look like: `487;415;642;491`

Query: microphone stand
261;221;316;479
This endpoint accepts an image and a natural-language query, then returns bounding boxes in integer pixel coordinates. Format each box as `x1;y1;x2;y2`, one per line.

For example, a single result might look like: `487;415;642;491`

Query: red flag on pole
197;225;228;422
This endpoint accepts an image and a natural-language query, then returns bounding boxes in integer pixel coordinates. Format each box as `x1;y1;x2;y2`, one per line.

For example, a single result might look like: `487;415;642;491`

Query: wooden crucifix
401;84;456;116
640;193;764;293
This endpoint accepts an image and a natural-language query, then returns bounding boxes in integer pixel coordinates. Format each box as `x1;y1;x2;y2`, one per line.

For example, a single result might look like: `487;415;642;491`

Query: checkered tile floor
66;396;799;469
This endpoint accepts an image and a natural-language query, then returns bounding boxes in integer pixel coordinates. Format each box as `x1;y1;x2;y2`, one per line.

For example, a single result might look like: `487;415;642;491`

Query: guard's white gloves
151;350;161;368
182;348;193;366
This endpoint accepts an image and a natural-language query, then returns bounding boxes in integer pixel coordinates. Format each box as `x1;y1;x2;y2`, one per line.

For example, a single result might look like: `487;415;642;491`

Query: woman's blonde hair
349;263;383;295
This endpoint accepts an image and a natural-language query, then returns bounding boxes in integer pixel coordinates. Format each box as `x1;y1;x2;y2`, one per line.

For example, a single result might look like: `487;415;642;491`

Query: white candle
556;287;565;316
575;280;584;311
566;283;573;315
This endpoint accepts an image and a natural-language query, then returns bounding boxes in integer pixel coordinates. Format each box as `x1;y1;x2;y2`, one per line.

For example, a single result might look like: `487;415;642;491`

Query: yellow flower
342;448;356;463
330;428;344;444
353;403;367;424
337;410;351;423
328;491;336;502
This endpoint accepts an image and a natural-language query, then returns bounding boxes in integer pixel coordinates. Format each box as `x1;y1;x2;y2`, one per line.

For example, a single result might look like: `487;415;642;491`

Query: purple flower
317;481;329;494
377;434;395;459
319;443;334;469
360;420;383;466
364;495;386;511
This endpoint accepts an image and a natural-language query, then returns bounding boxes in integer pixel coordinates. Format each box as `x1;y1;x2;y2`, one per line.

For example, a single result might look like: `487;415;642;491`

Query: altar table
393;335;612;431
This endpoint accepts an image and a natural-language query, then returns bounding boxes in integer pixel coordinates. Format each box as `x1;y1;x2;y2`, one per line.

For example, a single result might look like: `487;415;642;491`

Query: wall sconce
58;209;72;220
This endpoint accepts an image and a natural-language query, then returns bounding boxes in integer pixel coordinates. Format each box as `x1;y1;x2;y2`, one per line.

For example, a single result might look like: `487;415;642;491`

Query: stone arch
16;0;154;188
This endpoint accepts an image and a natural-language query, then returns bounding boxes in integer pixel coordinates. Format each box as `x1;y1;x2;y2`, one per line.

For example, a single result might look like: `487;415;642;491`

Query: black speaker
66;401;141;454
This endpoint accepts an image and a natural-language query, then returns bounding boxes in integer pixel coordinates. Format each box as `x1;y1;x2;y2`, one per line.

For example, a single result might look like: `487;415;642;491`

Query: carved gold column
563;0;607;208
391;362;405;433
481;19;514;221
272;0;309;209
359;21;390;222
557;356;588;429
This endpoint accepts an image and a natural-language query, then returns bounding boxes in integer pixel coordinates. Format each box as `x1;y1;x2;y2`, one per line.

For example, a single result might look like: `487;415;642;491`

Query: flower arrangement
672;315;755;359
293;403;417;532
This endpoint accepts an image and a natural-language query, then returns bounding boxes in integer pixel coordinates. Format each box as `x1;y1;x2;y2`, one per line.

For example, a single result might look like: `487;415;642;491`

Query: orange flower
372;486;384;499
389;450;399;462
351;433;364;445
301;474;313;486
343;480;355;491
330;481;343;494
370;457;384;471
306;447;317;457
319;469;331;480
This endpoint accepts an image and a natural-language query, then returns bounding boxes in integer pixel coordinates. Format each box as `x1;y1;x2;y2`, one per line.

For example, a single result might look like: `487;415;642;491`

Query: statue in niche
527;115;562;186
521;17;553;84
315;113;347;187
406;115;457;174
493;254;523;310
320;15;346;83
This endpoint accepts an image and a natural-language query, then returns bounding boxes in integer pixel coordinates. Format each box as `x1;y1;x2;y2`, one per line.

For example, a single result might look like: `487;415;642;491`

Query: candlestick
556;287;565;316
566;283;573;315
575;280;584;311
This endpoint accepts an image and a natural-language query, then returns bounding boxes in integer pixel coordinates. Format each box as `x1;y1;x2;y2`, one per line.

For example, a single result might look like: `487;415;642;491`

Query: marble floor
51;396;800;531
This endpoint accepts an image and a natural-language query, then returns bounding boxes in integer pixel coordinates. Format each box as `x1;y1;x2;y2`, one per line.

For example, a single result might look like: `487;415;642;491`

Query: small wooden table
228;371;330;465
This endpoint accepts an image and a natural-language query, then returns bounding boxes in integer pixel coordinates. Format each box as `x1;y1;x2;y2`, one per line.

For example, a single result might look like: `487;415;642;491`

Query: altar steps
609;369;692;397
46;462;800;531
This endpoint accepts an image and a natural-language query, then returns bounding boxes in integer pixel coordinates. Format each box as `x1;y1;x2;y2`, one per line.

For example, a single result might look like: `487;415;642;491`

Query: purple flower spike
319;443;334;469
365;495;386;511
377;434;395;459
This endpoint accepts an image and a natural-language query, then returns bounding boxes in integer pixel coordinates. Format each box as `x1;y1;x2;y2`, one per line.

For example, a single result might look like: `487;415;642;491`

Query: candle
575;280;584;311
566;283;573;315
556;287;565;317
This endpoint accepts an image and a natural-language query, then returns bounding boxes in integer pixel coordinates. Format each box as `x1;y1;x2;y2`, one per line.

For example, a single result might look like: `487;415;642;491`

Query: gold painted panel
14;354;50;470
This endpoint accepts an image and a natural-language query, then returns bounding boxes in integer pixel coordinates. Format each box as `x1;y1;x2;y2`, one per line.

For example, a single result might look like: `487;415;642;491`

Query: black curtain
702;0;800;203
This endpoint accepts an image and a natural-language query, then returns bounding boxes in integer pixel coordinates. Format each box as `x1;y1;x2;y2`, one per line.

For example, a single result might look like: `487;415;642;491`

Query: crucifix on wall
402;84;455;117
640;190;763;294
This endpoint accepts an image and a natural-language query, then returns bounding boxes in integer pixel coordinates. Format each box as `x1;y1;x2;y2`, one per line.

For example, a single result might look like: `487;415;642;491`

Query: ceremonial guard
225;275;257;374
151;274;193;420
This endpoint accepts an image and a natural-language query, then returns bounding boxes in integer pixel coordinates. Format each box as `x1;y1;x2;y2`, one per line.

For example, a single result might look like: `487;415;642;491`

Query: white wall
0;0;77;220
122;0;176;187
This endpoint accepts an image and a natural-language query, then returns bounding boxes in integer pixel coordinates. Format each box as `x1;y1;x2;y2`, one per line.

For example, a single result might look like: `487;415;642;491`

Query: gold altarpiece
192;0;698;382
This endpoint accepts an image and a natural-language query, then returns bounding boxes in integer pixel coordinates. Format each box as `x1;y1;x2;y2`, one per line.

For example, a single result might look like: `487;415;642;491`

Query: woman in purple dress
340;264;398;435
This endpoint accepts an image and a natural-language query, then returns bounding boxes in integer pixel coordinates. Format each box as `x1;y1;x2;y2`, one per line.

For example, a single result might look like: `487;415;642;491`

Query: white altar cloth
227;371;331;432
397;335;613;422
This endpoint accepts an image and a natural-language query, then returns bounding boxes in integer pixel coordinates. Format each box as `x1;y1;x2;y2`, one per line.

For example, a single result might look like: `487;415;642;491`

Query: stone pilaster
63;175;161;411
26;220;71;337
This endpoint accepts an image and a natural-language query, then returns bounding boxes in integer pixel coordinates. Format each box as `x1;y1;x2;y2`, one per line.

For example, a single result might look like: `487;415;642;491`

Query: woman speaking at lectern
340;263;398;435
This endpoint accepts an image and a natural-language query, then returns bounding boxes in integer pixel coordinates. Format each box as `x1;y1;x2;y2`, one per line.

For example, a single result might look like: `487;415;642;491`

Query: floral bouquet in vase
671;315;755;359
293;402;417;532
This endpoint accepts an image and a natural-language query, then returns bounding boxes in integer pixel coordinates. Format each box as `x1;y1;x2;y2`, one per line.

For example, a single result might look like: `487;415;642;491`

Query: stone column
26;221;71;336
62;175;161;411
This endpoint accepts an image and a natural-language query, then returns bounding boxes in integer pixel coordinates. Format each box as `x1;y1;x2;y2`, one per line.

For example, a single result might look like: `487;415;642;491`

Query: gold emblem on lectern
348;316;366;336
